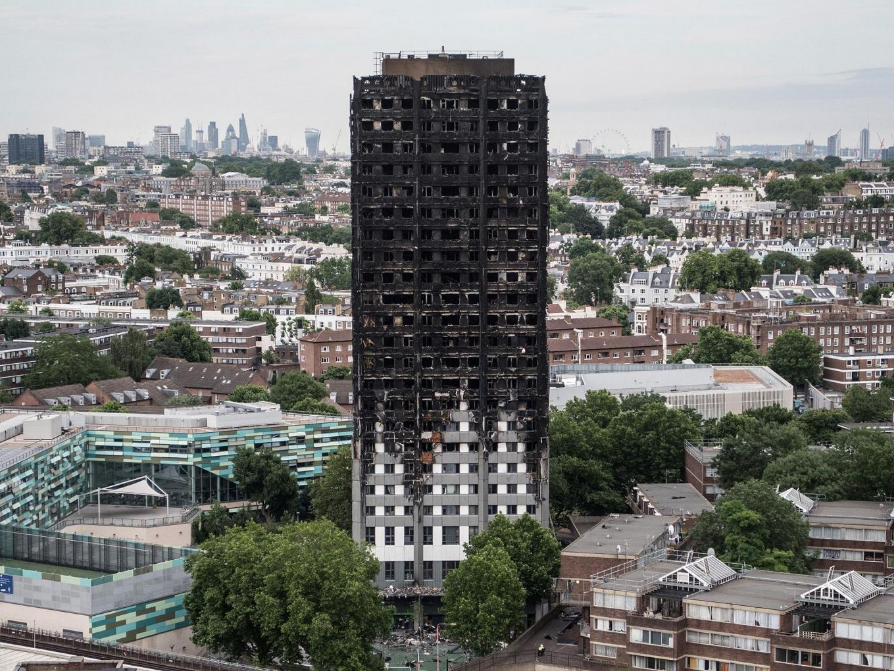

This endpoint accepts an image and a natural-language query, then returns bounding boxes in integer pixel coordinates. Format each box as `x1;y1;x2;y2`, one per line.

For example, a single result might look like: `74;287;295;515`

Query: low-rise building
630;483;713;528
3;268;64;296
823;350;894;392
297;329;353;377
142;356;268;403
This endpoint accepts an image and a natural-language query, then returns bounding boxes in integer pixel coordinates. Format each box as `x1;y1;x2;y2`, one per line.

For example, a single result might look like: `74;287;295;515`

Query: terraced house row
674;208;894;241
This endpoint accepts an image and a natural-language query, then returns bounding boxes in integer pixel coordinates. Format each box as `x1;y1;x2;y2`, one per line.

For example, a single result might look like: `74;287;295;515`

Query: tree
104;189;118;204
94;255;118;266
566;204;603;238
304;279;324;313
762;449;845;500
145;287;183;310
35;212;102;245
566;250;622;305
442;544;525;657
34;322;54;334
212;212;260;235
320;365;351;381
713;418;807;488
836;430;894;500
98;400;127;413
0;318;30;340
6;300;28;315
176;310;196;320
466;514;561;602
228;280;244;291
39;307;53;317
23;334;123;389
678;249;720;293
761;251;803;275
0;201;13;223
309;445;352;531
794;408;852;444
841;384;891;422
165;393;205;407
238;308;277;336
292;398;340;415
861;285;892;305
0;386;12;405
284;266;310;284
765;329;822;387
678;249;761;293
606;207;643;238
198;265;221;279
184;520;391;669
153;322;212;362
271;371;328;411
615;243;648;272
810;248;862;281
145;199;160;209
110;327;154;381
161;164;189;178
689;480;810;573
717;249;762;291
232;447;301;522
123;259;156;284
596;304;630;335
668;325;762;364
310;257;351;291
228;385;271;403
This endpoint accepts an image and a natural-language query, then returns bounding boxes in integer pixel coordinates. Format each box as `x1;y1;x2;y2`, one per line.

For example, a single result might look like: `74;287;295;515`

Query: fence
0;427;83;472
51;506;201;530
0;624;276;671
451;649;622;671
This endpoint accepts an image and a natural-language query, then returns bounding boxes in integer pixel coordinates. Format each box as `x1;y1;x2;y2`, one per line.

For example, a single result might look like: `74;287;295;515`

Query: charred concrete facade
350;53;550;590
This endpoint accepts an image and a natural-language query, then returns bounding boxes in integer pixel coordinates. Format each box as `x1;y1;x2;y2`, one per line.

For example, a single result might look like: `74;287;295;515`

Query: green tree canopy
566;249;622;305
668;325;762;364
793;408;852;444
35;212;102;245
678;249;762;293
228;385;271;403
765;329;822;387
762;449;845;500
184;520;391;669
841;384;891;422
713;417;808;489
153;322;212;362
232;446;300;522
145;287;183;310
465;513;561;602
94;254;118;266
270;371;327;411
23;334;123;389
123;259;157;284
6;300;29;315
809;248;862;281
761;251;804;275
320;365;352;380
596;304;630;335
689;480;810;573
0;318;30;341
110;327;154;381
310;257;351;291
304;279;324;314
238;308;277;335
442;544;525;657
212;212;261;235
309;445;352;531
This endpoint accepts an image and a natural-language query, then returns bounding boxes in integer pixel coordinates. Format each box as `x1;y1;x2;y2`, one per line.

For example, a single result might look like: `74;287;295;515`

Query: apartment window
404;526;414;544
488;505;498;515
632;656;675;671
442;463;459;474
442;526;460;545
404;563;414;582
442;505;459;515
384;526;395;545
365;506;375;516
442;560;459;579
423;561;434;581
423;526;433;545
630;629;673;647
506;505;517;515
775;648;821;667
384;561;395;581
593;645;618;659
365;527;375;543
384;506;395;516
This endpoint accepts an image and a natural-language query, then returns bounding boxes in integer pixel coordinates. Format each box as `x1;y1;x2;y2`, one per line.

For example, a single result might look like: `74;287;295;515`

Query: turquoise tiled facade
0;417;352;528
90;593;188;643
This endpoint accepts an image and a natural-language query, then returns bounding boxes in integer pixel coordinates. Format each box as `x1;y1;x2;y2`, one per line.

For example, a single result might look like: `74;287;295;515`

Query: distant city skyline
2;0;893;153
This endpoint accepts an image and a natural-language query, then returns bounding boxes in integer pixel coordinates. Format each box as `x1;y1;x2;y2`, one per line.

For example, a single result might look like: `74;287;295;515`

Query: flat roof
597;560;682;592
564;514;677;558
687;571;825;611
836;593;894;625
0;557;106;579
635;483;714;516
809;500;894;527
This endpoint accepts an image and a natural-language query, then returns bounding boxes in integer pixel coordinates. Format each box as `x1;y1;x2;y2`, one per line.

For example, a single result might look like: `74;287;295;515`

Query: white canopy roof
90;476;167;499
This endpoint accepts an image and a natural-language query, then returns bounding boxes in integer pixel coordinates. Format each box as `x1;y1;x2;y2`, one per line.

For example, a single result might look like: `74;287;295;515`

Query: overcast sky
3;0;893;154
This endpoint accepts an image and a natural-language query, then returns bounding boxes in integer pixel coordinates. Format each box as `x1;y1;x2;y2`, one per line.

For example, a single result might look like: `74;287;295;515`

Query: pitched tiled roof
90;376;192;405
143;357;263;395
299;329;353;344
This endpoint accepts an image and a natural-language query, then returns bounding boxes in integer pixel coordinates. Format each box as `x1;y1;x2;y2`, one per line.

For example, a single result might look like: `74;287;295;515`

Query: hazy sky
3;0;893;154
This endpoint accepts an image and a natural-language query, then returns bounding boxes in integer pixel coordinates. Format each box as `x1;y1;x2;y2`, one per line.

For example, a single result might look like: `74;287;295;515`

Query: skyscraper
238;114;249;152
156;133;180;158
180;119;193;152
827;130;841;158
860;128;871;161
221;124;238;155
207;122;219;150
351;52;549;590
573;138;592;156
651;127;671;159
305;128;321;158
194;128;205;153
87;135;106;148
715;134;731;157
268;135;279;151
153;125;172;156
52;127;66;154
7;134;45;164
64;131;86;159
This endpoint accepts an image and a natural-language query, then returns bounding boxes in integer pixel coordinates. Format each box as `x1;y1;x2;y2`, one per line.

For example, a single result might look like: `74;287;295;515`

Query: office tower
221;124;238;155
87;135;106;148
268;135;279;151
715;134;731;157
7;134;45;164
804;139;815;158
153;125;172;155
0;143;7;166
52;127;66;153
64;131;86;159
860;128;871;161
573;138;592;156
351;52;549;590
238;114;249;152
207;122;219;150
651;127;671;159
180;118;193;152
305;128;321;158
827;130;841;158
194;128;205;153
156;133;180;158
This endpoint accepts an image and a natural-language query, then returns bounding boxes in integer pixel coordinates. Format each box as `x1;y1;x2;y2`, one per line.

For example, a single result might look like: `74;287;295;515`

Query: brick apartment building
3;268;64;296
297;329;353;377
189;320;267;366
548;333;698;365
581;550;894;671
142;357;268;403
547;315;623;340
684;440;723;501
156;194;245;227
823;351;894;391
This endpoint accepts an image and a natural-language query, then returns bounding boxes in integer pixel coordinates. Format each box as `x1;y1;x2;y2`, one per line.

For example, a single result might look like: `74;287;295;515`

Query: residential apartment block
297;328;353;377
823;351;894;391
156;194;245;227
